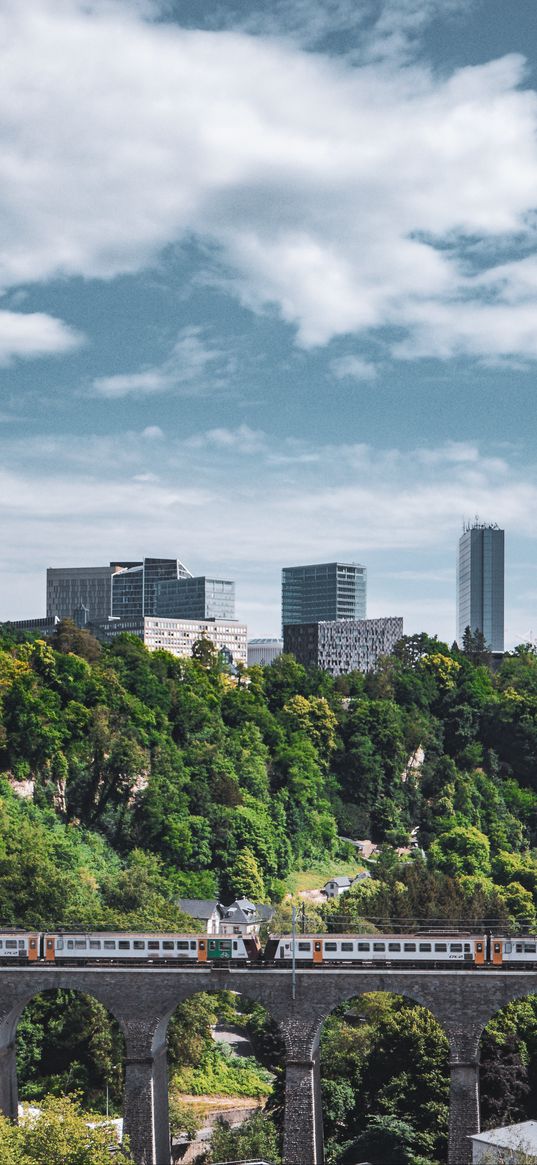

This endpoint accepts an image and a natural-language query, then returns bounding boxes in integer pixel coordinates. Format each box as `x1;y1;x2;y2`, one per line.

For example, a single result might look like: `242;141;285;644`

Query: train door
45;936;56;962
474;939;485;965
313;940;323;964
28;935;39;962
491;939;503;966
198;939;207;963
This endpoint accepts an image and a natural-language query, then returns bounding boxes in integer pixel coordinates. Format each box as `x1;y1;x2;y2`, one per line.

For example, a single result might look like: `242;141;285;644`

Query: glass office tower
457;522;504;652
282;562;367;627
112;558;191;618
156;576;235;620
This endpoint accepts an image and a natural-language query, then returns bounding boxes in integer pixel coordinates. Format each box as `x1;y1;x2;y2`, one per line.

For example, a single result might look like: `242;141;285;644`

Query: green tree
228;846;266;901
429;824;491;877
0;1094;133;1163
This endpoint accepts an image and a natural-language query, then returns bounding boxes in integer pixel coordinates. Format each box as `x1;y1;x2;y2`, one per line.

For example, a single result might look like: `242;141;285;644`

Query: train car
491;936;537;968
264;934;487;967
0;931;39;963
43;932;257;965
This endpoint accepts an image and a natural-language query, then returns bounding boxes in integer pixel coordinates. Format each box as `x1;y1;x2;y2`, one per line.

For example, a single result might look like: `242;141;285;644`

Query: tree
462;626;491;667
0;1094;133;1163
191;637;219;669
207;1110;281;1163
228;846;266;902
429;825;491;878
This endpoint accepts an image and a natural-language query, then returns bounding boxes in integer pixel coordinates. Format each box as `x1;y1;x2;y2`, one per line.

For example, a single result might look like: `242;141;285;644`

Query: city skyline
2;1;537;647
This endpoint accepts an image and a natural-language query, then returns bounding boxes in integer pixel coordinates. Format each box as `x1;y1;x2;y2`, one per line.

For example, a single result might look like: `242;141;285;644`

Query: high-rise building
111;558;191;619
457;521;505;652
46;564;136;622
282;562;367;628
156;576;235;620
284;617;403;676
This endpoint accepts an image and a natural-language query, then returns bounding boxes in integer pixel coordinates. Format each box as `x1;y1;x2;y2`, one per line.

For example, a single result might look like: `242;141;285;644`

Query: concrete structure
247;639;284;666
284;616;403;676
282;562;367;628
457;521;505;653
156;576;235;621
112;558;192;619
92;615;248;666
470;1121;537;1163
46;564;135;622
1;965;536;1165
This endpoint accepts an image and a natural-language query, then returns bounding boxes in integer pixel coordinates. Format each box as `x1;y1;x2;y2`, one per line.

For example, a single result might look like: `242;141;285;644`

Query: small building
177;899;220;934
247;638;283;666
219;899;274;936
323;877;353;899
470;1121;537;1163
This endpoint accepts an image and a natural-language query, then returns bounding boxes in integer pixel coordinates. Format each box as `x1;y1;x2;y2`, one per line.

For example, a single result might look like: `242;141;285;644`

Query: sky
2;0;537;645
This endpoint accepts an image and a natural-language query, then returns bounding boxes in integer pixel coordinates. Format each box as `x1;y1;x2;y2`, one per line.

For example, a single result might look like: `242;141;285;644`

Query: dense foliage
4;624;537;1160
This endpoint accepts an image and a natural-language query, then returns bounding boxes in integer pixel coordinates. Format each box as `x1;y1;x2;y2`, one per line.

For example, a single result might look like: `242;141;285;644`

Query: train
1;930;537;968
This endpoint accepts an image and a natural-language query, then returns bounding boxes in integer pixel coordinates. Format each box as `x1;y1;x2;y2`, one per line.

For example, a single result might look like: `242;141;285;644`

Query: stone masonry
0;966;536;1165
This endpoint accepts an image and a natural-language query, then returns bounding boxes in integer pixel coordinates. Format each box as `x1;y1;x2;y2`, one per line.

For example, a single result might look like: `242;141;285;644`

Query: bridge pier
0;1039;18;1121
123;1025;170;1165
447;1058;480;1165
282;1051;324;1165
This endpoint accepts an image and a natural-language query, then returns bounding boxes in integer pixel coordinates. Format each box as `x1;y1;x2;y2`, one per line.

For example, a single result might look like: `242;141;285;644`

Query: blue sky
2;0;537;644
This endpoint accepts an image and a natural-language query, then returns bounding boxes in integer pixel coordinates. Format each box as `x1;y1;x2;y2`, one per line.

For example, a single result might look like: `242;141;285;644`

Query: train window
177;941;189;950
325;943;337;951
373;943;385;951
0;941;3;948
435;944;447;952
404;943;416;952
89;941;101;949
74;940;86;949
358;942;370;951
476;943;483;952
5;941;16;949
104;941;116;950
133;941;145;950
233;942;238;950
524;944;536;953
450;944;463;952
56;938;63;950
388;943;401;952
464;944;471;952
118;941;130;950
494;943;501;953
67;940;74;949
18;940;25;949
516;944;523;953
209;941;216;950
162;941;174;950
298;942;310;951
505;943;512;953
190;941;197;950
148;941;159;950
419;943;432;952
341;943;354;951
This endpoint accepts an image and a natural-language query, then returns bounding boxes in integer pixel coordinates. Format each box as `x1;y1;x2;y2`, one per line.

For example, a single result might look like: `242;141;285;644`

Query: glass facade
457;524;504;652
111;558;191;618
282;562;367;627
156;576;235;620
46;566;121;621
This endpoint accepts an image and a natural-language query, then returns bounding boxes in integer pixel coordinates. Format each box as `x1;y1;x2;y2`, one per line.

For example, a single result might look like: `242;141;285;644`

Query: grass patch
285;858;364;895
172;1044;273;1098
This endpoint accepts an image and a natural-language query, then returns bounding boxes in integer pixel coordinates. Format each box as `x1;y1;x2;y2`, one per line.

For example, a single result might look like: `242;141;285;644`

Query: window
464;943;471;952
162;941;174;950
148;941;159;950
104;940;116;950
505;943;512;953
435;944;447;953
133;941;145;950
450;944;463;952
419;943;432;952
516;944;523;953
298;942;310;951
388;943;401;952
404;943;416;952
89;941;101;950
373;943;385;952
5;940;16;949
358;942;370;951
67;940;74;949
177;942;189;951
341;942;354;951
524;944;536;953
190;941;197;950
56;938;63;951
233;942;238;950
118;941;130;950
18;940;25;949
325;942;337;951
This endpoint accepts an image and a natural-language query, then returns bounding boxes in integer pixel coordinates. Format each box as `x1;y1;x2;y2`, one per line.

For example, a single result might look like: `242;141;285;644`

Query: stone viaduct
1;965;537;1165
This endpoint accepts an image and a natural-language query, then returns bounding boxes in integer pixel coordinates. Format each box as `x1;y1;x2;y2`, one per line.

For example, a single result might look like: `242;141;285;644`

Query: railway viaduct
0;965;536;1165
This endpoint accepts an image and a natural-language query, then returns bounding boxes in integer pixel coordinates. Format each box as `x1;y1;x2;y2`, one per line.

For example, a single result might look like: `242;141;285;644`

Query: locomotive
0;930;536;968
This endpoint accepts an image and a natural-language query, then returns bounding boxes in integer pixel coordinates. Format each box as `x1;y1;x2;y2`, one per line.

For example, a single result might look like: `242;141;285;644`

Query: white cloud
184;424;266;454
0;310;82;364
141;425;164;439
1;2;537;361
92;327;229;397
330;354;378;381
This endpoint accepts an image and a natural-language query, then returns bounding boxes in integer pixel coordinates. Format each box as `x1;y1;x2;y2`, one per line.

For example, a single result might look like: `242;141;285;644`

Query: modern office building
46;564;135;622
457;521;505;652
284;616;403;676
111;557;191;619
5;616;61;635
92;615;247;665
247;638;284;666
156;576;235;620
282;561;366;628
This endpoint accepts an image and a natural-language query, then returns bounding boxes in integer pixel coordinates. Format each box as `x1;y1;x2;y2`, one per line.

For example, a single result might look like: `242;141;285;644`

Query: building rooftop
470;1120;537;1152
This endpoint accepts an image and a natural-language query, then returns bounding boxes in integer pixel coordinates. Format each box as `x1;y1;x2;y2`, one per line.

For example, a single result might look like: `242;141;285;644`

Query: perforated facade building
284;616;403;676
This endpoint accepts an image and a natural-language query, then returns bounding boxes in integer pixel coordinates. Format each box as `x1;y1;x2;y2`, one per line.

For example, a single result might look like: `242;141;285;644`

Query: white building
323;877;353;899
470;1121;537;1163
247;639;283;666
94;616;248;666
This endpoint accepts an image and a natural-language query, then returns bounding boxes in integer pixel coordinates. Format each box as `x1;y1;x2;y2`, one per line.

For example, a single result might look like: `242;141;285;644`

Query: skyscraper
457;521;505;652
46;563;137;622
282;562;367;628
111;557;191;618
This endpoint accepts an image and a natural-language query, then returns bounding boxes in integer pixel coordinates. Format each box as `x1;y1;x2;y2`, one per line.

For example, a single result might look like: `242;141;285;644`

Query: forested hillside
4;621;537;1163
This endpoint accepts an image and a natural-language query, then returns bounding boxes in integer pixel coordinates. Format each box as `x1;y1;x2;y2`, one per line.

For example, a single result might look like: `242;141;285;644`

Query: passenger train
0;931;536;968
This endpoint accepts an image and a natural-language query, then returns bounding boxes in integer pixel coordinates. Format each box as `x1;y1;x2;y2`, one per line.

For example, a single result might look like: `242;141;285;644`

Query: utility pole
291;904;296;1001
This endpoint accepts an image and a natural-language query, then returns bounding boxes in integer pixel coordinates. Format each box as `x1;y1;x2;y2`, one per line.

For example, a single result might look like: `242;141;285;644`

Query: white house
218;898;274;936
470;1121;537;1163
177;899;221;934
323;876;353;899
